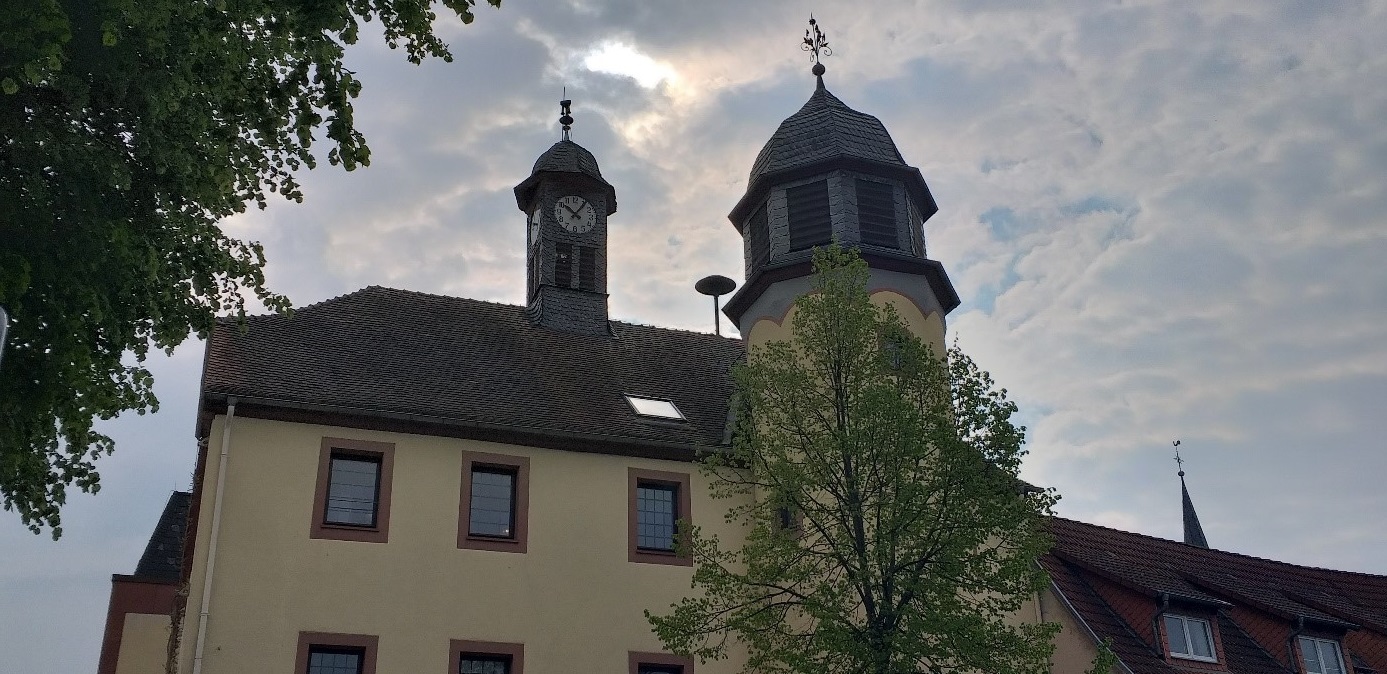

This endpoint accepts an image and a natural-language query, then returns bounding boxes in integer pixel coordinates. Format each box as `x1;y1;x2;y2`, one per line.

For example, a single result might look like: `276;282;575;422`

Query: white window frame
1299;636;1347;674
1164;614;1218;663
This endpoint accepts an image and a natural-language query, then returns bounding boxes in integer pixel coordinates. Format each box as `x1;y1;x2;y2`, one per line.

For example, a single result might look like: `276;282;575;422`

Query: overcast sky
5;1;1387;671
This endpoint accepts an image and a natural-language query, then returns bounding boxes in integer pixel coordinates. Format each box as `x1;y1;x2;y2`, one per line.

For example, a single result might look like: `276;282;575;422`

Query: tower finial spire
559;88;573;141
1173;440;1210;549
802;15;832;89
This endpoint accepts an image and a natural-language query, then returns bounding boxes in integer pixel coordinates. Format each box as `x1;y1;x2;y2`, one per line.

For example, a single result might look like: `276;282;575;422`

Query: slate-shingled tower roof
514;138;617;214
198;287;743;457
747;83;908;184
730;79;938;229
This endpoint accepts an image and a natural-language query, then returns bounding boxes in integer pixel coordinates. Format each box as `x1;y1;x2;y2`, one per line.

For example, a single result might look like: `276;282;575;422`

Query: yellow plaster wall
745;289;946;356
178;416;748;674
1039;585;1112;674
115;613;171;674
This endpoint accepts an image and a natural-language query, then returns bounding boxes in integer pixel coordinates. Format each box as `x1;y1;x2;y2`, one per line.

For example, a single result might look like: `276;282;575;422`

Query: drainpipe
1288;616;1306;672
192;398;236;674
1150;593;1171;658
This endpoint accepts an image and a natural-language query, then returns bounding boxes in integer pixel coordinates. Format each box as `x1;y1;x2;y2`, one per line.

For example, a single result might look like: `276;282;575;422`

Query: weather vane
1173;440;1185;477
802;15;832;80
559;87;574;141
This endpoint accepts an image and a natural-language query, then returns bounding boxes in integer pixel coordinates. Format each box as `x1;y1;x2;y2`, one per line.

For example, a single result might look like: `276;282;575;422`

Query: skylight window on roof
625;395;685;420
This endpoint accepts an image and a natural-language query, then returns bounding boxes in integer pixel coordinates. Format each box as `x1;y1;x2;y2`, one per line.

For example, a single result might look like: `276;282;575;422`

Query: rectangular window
855;179;898;249
1300;636;1346;674
1164;614;1217;662
628;468;692;565
325;455;380;527
459;452;530;553
629;652;692;674
469;468;516;538
459;656;509;674
309;648;364;674
311;438;394;544
297;632;377;674
450;640;523;674
786;180;831;252
637;484;678;551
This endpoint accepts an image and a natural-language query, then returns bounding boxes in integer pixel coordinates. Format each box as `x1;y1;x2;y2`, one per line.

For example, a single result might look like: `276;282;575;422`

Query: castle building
97;63;1387;674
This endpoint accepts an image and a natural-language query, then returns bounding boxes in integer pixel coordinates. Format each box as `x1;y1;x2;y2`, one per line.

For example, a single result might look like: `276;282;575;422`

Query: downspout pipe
1150;593;1171;658
1288;616;1306;671
192;398;236;674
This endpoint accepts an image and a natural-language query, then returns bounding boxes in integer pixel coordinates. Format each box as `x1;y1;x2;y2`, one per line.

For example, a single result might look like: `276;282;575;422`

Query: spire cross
559;88;574;141
802;15;832;81
1173;439;1185;477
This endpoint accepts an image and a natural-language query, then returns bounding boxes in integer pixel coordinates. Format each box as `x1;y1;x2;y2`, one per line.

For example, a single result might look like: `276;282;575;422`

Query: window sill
460;534;527;554
311;522;388;543
630;548;692;566
1169;653;1220;664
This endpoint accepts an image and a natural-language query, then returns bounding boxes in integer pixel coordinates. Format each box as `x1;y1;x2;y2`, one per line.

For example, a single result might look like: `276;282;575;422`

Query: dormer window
1299;636;1346;674
1164;614;1217;663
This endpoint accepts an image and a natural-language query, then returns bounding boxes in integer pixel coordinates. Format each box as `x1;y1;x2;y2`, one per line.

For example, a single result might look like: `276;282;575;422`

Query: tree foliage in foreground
0;0;498;537
649;248;1061;674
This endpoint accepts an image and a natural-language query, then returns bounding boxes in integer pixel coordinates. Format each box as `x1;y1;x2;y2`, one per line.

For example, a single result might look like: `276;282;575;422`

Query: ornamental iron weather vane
802;15;832;82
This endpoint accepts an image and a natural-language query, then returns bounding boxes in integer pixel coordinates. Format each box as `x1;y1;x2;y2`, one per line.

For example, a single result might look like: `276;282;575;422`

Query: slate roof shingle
133;491;191;582
748;84;908;185
202;287;744;451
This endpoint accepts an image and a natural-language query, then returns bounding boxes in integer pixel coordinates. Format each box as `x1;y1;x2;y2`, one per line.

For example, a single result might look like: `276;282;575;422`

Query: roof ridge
1052;516;1387;579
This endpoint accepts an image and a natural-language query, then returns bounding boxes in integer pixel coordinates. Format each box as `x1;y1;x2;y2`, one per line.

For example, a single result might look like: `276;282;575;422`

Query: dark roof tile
203;287;744;451
748;85;907;184
133;491;191;582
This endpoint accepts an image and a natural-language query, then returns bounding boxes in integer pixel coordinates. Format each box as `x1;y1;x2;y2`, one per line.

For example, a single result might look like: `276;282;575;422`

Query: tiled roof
202;287;744;451
133;491;191;582
1045;517;1387;673
531;139;608;185
748;83;908;184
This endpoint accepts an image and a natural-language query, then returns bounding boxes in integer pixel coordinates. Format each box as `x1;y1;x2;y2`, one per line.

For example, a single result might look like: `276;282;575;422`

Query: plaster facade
174;416;750;674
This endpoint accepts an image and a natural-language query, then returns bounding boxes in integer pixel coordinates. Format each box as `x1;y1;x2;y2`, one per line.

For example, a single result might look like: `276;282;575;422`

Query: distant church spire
1174;441;1209;549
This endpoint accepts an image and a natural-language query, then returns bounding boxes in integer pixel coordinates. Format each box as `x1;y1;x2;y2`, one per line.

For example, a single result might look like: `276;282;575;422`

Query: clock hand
562;202;581;217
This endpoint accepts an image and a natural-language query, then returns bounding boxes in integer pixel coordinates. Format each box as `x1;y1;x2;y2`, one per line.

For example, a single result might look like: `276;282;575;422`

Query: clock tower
513;99;617;335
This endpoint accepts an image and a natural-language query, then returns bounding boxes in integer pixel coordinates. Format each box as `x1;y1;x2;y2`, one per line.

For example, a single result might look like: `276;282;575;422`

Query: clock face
554;195;596;234
529;208;541;248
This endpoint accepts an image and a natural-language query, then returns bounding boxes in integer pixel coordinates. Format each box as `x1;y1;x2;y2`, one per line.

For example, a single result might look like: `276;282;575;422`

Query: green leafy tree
648;247;1061;674
0;0;498;537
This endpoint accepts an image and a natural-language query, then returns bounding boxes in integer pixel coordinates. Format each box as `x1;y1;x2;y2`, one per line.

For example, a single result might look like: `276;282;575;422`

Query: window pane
325;456;379;526
469;469;516;537
308;648;363;674
1164;616;1189;656
1316;639;1344;674
1301;637;1323;673
1188;619;1214;659
460;656;509;674
639;667;681;674
637;484;678;551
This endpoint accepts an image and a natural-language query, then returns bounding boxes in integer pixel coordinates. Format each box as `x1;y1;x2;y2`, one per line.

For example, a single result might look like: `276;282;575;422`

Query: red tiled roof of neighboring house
1045;517;1387;674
